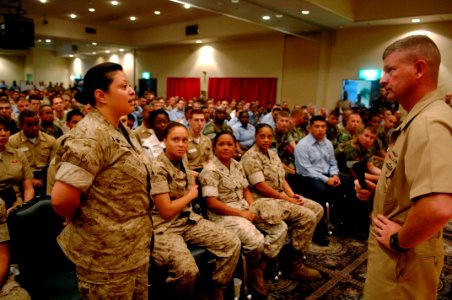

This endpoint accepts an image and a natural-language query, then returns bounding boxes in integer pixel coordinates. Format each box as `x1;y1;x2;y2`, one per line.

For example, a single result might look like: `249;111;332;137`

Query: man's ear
414;60;427;79
94;89;108;105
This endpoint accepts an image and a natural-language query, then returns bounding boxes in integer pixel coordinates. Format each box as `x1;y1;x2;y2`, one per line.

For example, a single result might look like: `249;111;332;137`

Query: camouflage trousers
209;204;288;264
275;197;323;252
0;275;31;300
152;217;241;295
76;263;149;300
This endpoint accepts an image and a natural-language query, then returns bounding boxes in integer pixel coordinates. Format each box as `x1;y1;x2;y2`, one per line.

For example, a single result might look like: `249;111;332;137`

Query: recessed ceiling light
105;50;110;53
92;42;97;45
69;54;74;58
45;39;51;43
37;39;42;43
130;16;136;21
39;0;47;3
89;8;95;12
262;15;271;20
154;11;161;15
301;10;310;15
184;4;191;9
119;49;124;52
231;0;240;3
275;14;283;18
70;14;77;19
92;52;96;55
196;40;202;44
111;1;119;6
411;18;421;23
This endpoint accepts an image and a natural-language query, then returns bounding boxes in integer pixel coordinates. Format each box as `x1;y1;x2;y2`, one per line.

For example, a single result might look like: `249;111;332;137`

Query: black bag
0;185;17;209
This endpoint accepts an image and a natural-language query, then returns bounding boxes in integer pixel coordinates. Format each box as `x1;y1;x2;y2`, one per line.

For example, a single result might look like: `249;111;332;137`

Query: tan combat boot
289;261;322;281
247;259;268;296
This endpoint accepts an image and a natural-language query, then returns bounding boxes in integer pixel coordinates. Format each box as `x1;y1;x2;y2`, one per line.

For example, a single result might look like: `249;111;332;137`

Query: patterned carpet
261;221;452;300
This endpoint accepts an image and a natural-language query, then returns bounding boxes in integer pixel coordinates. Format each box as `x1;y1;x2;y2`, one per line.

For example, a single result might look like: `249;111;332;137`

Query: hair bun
74;91;89;105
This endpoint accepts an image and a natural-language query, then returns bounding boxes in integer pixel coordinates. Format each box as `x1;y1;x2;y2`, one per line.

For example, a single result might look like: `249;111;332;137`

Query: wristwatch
389;232;408;252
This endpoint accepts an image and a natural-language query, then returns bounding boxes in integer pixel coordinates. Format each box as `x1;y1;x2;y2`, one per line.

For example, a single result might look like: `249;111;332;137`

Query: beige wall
0;55;25;84
136;34;285;99
324;21;452;110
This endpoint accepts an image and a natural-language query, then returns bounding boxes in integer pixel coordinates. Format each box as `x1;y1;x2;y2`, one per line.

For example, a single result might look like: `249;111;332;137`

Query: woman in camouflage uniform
240;123;324;281
150;122;240;300
199;132;287;296
51;63;153;299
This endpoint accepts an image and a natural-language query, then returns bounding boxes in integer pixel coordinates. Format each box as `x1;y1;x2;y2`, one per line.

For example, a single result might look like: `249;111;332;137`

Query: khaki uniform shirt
133;123;154;141
55;109;152;273
150;153;202;234
0;199;8;243
0;146;33;204
187;134;212;170
367;90;452;297
8;130;56;172
240;144;286;200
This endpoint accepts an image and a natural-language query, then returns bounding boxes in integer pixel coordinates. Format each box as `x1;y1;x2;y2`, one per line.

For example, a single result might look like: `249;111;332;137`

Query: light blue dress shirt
232;123;255;148
294;133;339;183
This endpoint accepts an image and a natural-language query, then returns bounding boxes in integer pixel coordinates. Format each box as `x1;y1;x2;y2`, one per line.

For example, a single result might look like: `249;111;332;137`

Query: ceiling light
37;39;42;43
301;10;310;15
262;15;271;20
411;18;421;23
45;39;51;43
154;11;161;15
196;40;202;44
111;1;119;6
92;52;96;55
89;8;95;12
231;0;240;3
39;0;47;3
184;4;191;9
70;14;77;19
92;42;97;45
130;16;136;21
69;54;74;58
105;50;110;53
119;49;124;52
275;14;283;18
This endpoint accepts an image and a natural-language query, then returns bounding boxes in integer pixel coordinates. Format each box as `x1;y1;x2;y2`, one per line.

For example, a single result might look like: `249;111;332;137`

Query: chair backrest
7;196;75;292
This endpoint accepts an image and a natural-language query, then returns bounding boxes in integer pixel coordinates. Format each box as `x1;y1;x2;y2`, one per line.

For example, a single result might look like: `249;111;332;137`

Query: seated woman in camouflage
240;123;324;281
149;122;241;300
199;132;287;296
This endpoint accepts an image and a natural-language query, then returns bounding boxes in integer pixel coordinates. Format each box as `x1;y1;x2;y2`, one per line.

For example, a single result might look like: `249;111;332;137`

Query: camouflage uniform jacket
202;120;233;140
334;128;353;148
55;108;153;273
150;152;202;234
335;138;373;177
273;129;295;169
199;156;250;216
240;144;286;200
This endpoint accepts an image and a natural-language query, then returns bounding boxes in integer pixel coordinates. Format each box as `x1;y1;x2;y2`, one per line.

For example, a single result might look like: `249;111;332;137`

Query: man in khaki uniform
0;198;31;300
133;104;154;141
356;35;452;300
187;110;212;172
8;110;56;196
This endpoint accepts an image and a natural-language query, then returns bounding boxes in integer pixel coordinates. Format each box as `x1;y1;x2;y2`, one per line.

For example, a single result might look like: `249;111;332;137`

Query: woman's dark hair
255;123;273;136
163;121;187;138
212;131;236;148
0;115;11;130
148;109;169;129
74;62;123;106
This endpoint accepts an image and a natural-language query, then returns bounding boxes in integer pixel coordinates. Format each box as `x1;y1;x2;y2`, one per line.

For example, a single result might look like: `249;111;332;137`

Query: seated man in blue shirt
294;115;343;246
232;110;255;152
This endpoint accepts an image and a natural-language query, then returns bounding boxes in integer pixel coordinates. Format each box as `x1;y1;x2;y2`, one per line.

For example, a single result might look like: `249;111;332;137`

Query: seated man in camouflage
334;112;362;148
202;106;233;140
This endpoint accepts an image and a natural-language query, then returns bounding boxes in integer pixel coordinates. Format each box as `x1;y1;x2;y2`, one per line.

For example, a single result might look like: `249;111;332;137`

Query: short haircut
276;110;289;119
38;104;52;115
148;109;169;128
0;115;10;130
66;109;84;122
213;132;237;148
238;110;249;118
255;123;273;136
189;109;204;119
310;115;326;126
18;109;36;124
